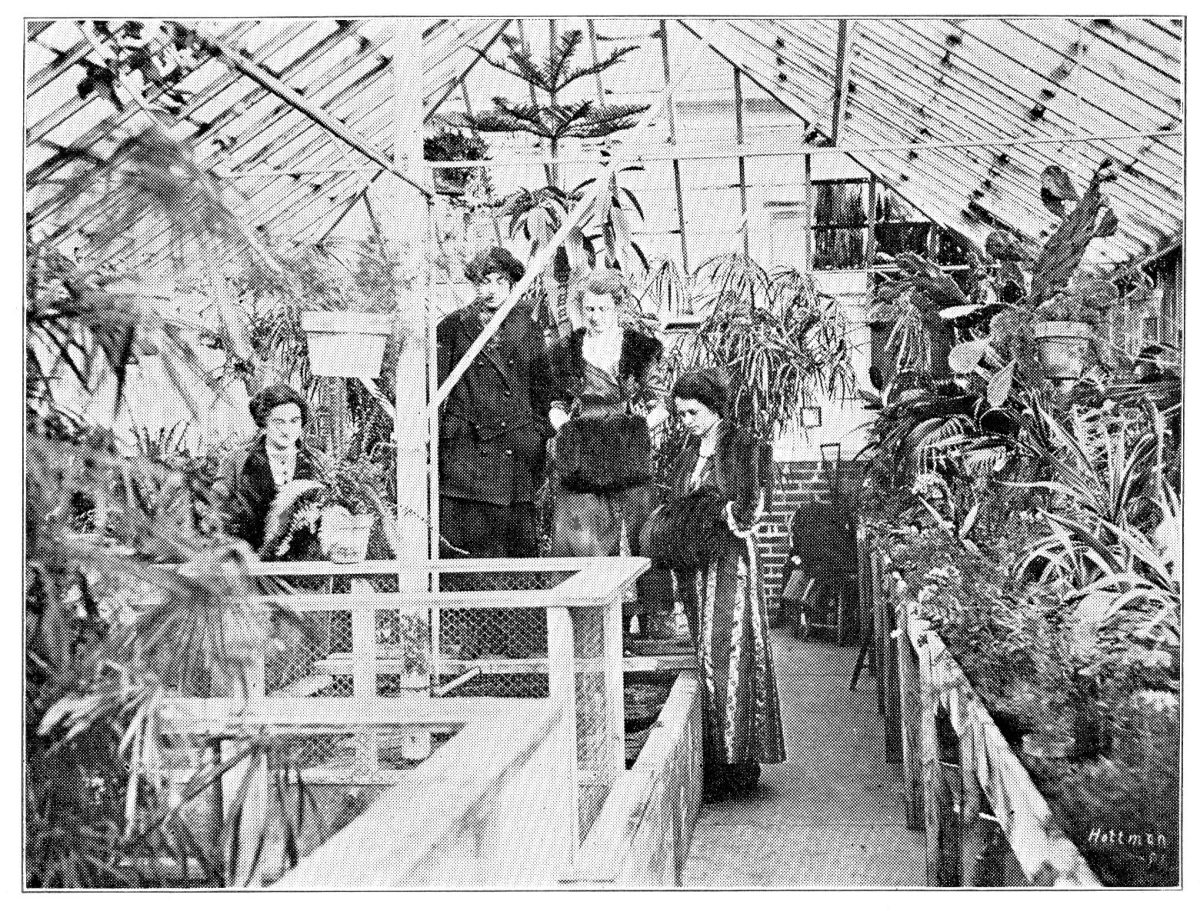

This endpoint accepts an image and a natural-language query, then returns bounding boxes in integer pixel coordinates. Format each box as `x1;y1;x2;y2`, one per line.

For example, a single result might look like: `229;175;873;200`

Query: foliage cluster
651;255;857;443
869;389;1180;884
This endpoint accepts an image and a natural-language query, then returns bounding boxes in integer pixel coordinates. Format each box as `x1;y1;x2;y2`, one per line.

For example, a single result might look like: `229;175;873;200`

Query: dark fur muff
547;327;664;494
642;485;727;569
554;413;654;493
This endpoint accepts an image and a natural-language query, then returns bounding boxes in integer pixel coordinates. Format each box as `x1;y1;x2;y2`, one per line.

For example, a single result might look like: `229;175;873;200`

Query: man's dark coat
436;301;553;508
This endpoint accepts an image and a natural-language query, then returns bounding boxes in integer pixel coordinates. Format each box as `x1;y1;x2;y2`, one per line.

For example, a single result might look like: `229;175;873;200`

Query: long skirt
551;484;674;616
676;533;786;774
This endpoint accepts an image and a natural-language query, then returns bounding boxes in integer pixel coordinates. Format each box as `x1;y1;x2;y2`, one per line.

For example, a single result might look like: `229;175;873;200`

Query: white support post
603;595;626;784
733;66;751;261
547;605;581;863
351;598;381;777
803;153;814;272
390;20;433;596
659;20;689;273
830;19;856;146
351;600;379;702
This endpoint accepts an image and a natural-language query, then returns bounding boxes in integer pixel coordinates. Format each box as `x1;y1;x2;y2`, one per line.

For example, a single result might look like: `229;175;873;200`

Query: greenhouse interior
24;17;1182;888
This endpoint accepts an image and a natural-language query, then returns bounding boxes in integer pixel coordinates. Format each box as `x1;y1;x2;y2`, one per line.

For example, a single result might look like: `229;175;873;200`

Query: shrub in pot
1030;272;1117;380
259;458;387;563
423;128;488;196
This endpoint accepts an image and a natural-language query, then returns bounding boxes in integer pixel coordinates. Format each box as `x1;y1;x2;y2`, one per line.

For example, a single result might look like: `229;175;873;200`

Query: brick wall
759;460;864;624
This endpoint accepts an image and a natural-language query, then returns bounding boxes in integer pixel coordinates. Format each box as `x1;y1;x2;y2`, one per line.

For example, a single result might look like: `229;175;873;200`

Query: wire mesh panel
157;557;643;882
261;728;459;779
573;602;610;839
434;569;571;698
265;606;354;697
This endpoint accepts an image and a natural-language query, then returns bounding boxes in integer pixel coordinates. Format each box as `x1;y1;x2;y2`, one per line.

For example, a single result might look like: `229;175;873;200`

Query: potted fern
259;457;386;563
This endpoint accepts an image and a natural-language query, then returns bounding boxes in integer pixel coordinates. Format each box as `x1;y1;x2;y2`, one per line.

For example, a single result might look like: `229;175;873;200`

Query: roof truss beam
829;19;855;144
188;22;431;201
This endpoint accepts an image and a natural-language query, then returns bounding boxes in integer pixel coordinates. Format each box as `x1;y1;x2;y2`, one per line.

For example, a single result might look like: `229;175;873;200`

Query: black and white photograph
22;12;1183;890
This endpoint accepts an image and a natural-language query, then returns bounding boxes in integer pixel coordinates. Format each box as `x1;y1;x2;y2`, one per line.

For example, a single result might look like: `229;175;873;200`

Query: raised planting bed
896;601;1101;886
566;672;704;887
625;677;677;768
154;556;651;888
272;699;572;888
873;546;1177;887
271;671;703;888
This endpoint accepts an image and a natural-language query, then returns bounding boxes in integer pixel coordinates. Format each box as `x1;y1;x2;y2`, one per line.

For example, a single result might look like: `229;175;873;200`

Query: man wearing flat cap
436;247;553;558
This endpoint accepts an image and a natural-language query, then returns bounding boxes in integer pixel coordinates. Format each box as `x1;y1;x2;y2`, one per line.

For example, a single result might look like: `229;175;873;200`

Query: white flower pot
319;506;376;563
1033;320;1094;380
301;310;393;379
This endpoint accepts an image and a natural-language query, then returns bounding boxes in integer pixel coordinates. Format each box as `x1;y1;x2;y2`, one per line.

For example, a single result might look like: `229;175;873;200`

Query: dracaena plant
655;255;856;443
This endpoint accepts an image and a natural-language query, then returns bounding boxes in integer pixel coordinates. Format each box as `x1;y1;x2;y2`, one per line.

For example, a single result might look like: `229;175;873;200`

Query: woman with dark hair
215;383;327;553
545;269;670;633
647;367;786;799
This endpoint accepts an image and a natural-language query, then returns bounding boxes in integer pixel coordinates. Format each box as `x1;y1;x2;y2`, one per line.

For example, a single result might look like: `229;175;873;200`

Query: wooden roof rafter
698;16;1179;261
849;19;1182;196
219;41;396;175
25;20;263;156
25;17;1181;279
27;20;311;202
188;23;431;198
67;22;424;273
674;18;957;251
839;26;1177;256
829;19;855;145
423;18;512;124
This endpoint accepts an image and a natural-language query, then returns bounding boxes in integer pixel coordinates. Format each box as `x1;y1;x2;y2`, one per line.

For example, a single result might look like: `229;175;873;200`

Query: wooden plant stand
867;544;1102;888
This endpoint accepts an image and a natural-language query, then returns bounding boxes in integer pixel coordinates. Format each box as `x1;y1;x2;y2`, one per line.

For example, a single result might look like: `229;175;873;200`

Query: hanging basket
1032;320;1094;380
319;506;377;563
301;310;394;379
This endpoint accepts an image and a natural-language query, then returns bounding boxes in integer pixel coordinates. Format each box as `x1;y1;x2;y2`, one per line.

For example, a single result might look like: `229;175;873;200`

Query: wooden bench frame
158;556;653;885
866;544;1102;887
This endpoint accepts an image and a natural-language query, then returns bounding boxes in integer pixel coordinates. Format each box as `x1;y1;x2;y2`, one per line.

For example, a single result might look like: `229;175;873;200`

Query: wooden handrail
566;673;702;885
169;555;642;576
272;702;564;888
167;556;651;610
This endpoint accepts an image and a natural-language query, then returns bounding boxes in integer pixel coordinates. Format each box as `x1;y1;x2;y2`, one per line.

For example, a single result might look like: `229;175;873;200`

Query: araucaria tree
464;27;652;334
467;29;648;189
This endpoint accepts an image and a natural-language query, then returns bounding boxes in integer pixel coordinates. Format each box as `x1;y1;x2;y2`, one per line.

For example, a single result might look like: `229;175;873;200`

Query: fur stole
548;327;663;402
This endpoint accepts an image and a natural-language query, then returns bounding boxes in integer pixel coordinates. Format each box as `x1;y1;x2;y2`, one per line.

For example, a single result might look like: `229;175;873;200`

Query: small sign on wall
800;406;822;428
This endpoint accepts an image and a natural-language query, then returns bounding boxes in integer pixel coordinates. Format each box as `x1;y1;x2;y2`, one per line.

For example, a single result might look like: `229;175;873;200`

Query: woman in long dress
545;269;671;634
658;368;786;798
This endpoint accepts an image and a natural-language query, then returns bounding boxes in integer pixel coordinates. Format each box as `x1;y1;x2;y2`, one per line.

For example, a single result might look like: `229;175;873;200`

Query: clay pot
319;506;376;563
1033;320;1094;380
301;311;393;379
